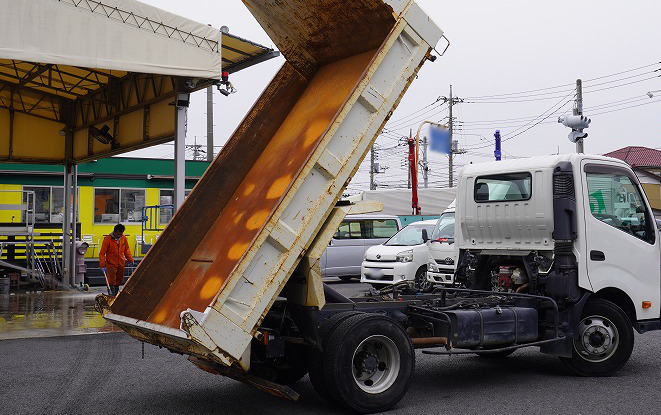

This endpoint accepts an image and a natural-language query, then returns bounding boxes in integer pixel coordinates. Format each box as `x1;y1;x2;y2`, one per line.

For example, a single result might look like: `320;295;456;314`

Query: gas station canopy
0;0;278;164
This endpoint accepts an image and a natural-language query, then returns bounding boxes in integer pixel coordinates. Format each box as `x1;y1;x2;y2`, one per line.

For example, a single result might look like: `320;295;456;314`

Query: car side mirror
421;229;429;243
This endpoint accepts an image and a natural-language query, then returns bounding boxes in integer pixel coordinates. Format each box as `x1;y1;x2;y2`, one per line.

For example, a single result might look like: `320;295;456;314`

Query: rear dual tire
309;312;414;413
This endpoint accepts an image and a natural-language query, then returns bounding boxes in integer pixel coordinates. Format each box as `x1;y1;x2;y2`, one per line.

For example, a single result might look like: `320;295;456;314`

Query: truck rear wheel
560;298;634;376
321;313;415;413
308;311;363;401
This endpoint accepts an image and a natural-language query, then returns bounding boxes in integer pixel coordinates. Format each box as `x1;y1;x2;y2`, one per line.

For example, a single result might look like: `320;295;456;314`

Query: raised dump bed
104;0;443;369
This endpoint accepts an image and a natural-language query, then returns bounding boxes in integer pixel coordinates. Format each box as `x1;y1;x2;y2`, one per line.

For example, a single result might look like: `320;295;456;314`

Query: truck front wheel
321;313;415;413
560;298;634;376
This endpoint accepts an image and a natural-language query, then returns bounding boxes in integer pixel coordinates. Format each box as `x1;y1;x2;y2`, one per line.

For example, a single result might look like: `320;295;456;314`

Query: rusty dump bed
107;0;443;365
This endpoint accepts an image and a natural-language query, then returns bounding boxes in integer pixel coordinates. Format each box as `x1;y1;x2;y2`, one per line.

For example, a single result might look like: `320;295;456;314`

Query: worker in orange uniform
99;224;134;296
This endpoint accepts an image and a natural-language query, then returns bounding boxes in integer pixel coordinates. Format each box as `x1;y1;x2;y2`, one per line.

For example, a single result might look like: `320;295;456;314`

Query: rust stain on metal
126;50;378;328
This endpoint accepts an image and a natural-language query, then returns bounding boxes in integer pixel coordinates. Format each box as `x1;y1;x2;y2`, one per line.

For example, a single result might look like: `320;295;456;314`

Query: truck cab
455;153;661;374
426;200;456;285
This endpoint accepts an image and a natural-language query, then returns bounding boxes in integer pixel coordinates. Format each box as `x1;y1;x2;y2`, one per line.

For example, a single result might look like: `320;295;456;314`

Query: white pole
62;164;71;285
174;106;187;210
70;164;78;287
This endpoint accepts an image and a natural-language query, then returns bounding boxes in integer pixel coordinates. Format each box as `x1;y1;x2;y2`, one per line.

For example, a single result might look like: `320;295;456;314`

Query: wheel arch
593;287;637;326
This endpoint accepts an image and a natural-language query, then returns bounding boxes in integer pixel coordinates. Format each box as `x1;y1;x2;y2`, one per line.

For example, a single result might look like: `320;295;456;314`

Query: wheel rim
574;315;619;363
417;271;431;291
352;335;400;394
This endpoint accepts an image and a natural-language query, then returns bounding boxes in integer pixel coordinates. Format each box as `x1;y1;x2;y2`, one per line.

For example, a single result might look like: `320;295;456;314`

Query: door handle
590;250;605;261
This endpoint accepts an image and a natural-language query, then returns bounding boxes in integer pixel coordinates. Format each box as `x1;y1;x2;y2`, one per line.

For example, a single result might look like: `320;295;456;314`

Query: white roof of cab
459;154;630;177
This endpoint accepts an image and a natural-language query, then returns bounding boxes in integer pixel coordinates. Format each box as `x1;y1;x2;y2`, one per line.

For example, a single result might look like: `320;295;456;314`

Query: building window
158;189;191;225
94;189;120;223
94;188;146;223
120;189;146;222
23;186;79;223
23;186;50;223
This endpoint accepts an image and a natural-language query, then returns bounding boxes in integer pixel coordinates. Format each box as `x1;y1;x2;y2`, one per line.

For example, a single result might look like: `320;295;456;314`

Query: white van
361;219;437;289
321;214;401;281
426;200;456;285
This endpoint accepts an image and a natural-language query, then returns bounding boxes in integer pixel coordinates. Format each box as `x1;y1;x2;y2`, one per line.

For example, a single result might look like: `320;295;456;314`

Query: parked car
361;219;437;290
321;214;401;281
426;201;456;285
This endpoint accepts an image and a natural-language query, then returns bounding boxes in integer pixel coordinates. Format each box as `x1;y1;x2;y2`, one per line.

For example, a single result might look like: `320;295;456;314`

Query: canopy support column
174;101;188;210
69;164;78;288
62;163;72;286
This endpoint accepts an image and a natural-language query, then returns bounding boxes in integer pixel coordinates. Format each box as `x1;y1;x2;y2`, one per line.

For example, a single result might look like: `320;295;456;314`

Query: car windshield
384;224;435;246
431;212;455;240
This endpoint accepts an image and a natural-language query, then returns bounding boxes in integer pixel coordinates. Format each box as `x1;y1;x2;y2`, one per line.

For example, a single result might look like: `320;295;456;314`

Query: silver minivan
321;214;401;281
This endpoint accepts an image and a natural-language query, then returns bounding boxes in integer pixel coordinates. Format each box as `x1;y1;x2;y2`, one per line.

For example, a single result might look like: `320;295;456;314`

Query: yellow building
0;157;210;259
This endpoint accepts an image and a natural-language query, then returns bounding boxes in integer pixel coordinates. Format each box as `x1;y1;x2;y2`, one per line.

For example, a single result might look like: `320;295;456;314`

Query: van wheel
414;267;433;293
321;313;415;413
560;298;634;376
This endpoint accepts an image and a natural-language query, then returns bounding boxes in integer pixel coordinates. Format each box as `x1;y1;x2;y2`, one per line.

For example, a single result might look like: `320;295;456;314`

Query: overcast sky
133;0;661;192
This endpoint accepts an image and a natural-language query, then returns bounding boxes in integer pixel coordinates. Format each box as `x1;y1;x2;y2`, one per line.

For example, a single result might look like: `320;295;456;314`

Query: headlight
396;250;414;263
363;253;368;261
428;264;438;272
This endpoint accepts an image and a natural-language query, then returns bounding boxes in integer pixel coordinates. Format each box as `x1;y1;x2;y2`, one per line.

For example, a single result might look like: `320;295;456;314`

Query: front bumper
361;260;417;285
427;266;455;284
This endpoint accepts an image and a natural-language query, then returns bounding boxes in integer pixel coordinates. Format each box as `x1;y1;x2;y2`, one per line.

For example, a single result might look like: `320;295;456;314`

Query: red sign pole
408;137;420;215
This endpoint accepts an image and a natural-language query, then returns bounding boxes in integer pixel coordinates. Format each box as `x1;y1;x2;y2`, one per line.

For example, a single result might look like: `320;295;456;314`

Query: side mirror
421;229;429;243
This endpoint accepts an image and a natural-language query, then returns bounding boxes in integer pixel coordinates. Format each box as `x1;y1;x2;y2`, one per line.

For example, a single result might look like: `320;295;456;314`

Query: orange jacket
99;234;134;268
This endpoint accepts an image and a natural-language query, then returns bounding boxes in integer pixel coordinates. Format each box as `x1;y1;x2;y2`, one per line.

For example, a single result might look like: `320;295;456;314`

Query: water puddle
0;289;120;340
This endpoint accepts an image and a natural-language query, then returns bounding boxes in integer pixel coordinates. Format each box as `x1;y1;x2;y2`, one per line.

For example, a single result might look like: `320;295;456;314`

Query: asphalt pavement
2;279;661;414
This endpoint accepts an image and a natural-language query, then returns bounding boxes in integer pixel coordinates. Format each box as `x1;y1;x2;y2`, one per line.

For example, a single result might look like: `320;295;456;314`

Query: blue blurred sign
429;126;451;154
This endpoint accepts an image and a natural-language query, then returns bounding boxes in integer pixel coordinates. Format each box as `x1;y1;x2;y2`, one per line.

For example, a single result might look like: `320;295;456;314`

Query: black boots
110;285;120;296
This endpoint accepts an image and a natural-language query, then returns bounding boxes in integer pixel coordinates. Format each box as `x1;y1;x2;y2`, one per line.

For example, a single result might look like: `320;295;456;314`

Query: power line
463;60;660;100
463;90;575;150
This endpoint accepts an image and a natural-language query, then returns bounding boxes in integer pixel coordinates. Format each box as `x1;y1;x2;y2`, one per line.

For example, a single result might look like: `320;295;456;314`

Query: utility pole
370;145;375;191
407;129;412;189
422;136;429;188
439;85;464;187
559;79;590;151
574;79;584;153
206;86;214;162
448;85;454;187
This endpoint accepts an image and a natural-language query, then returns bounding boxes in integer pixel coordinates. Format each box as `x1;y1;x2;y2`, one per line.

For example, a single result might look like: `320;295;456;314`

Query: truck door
581;161;661;319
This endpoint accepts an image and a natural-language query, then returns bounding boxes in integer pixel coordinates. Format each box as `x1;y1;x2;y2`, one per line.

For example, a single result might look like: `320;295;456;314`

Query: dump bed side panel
111;63;309;320
148;50;377;328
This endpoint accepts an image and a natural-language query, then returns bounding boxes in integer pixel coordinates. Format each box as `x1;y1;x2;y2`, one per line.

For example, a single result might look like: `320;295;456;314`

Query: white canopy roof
0;0;222;79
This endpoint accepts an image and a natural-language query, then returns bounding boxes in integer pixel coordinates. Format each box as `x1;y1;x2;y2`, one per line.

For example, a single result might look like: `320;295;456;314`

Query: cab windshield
384;224;435;246
431;212;455;241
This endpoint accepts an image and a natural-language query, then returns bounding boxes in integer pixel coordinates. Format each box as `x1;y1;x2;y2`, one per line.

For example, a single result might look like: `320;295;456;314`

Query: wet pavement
0;287;120;340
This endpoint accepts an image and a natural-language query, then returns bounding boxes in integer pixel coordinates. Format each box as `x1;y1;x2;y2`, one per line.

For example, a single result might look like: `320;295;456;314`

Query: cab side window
586;171;653;243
